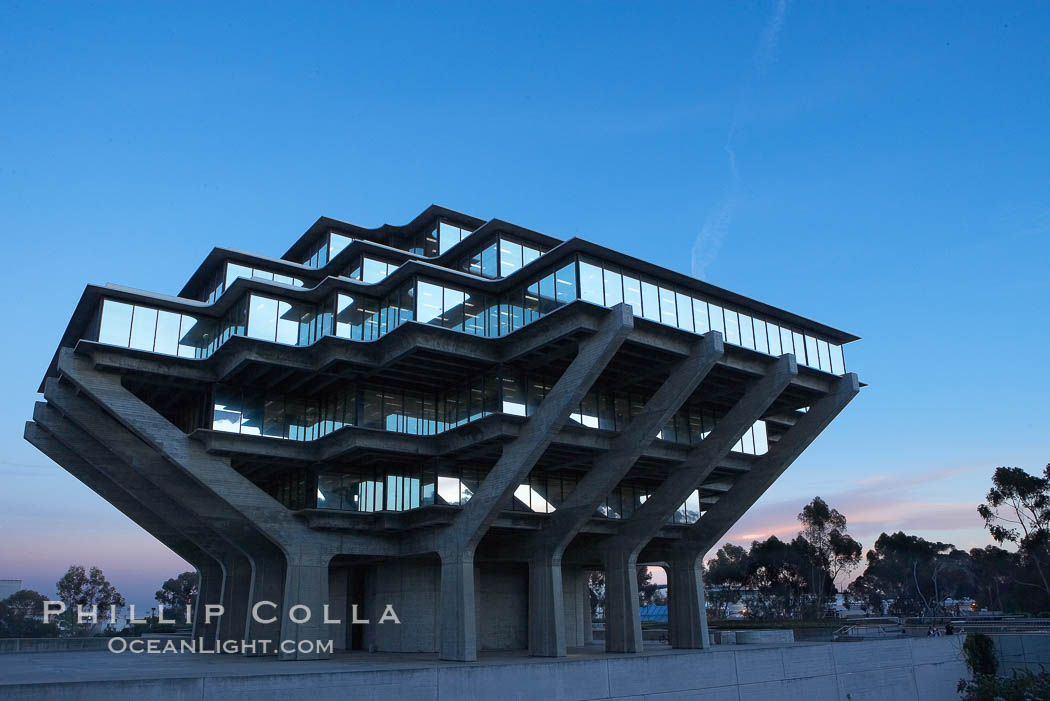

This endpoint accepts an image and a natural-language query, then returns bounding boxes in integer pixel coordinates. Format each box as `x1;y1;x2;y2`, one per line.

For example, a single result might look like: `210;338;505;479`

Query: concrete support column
193;563;224;647
218;555;253;647
438;550;477;661
666;552;709;649
527;548;565;657
278;551;331;661
602;548;643;653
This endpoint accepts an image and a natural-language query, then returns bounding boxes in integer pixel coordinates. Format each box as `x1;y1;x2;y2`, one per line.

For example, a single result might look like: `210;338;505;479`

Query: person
927;625;934;637
945;622;954;635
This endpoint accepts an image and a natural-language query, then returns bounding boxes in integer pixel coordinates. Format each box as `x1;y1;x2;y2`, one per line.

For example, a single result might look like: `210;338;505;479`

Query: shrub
962;632;998;677
957;670;1050;701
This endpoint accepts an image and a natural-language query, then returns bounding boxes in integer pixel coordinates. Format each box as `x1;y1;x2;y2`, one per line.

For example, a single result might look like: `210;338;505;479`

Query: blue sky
1;2;1047;609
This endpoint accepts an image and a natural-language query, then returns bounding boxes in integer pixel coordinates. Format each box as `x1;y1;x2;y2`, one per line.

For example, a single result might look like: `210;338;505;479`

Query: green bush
957;670;1050;701
962;633;998;677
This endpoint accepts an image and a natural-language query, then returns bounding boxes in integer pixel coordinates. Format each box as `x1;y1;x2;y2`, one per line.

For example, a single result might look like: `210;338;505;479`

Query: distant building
25;205;860;660
0;580;23;600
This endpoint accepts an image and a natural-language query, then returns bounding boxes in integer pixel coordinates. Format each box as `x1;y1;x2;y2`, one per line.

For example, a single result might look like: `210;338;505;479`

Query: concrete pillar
438;550;477;661
666;552;709;649
602;548;643;653
279;551;332;661
528;548;565;657
241;555;286;656
218;555;253;647
522;332;723;657
192;563;224;647
435;305;632;661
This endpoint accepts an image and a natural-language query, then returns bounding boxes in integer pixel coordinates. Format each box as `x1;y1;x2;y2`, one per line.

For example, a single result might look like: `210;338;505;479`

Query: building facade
25;205;859;660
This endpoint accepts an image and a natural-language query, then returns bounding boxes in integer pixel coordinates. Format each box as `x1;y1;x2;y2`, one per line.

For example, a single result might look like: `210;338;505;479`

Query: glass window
640;281;660;321
780;326;794;355
623;275;642;315
129;306;158;351
480;243;498;278
226;263;253;289
538;274;557;314
659;286;677;327
830;344;845;375
464;291;486;335
817;339;831;372
439;222;460;255
98;300;134;346
676;293;694;332
417;281;444;325
437;475;461;506
154;310;182;355
555;263;577;303
276;301;300;344
723;309;740;345
766;322;782;355
178;315;209;358
247;295;278;341
423;227;440;257
444;287;465;331
213;386;241;433
739;313;755;349
802;335;819;368
692;298;710;334
522;245;541;267
789;333;806;365
317;474;343;510
499;238;523;276
335;294;357;339
753;317;768;354
362;258;388;283
578;258;604;304
753;420;768;455
708;304;725;336
329;233;352;260
603;268;623;306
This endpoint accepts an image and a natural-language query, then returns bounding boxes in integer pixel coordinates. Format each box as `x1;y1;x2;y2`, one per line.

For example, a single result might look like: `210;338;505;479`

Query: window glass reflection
99;300;134;346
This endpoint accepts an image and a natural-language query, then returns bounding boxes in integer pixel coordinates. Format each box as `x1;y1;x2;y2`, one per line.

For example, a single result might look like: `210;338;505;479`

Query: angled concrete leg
667;552;709;649
439;550;477;661
279;551;331;661
602;548;643;653
528;548;565;657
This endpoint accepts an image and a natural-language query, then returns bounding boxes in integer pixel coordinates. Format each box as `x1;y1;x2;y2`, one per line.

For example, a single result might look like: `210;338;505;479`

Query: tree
0;590;59;638
745;536;811;618
797;496;863;615
155;571;198;614
637;567;660;607
588;571;605;618
705;543;749;618
55;565;125;634
851;532;958;616
978;464;1050;598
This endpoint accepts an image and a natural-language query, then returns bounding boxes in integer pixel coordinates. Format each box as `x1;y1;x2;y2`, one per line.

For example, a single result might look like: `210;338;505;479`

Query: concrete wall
350;561;588;653
0;638;111;653
0;637;975;701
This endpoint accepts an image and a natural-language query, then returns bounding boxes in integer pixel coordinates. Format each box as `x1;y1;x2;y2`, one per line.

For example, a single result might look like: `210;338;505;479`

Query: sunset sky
1;2;1047;609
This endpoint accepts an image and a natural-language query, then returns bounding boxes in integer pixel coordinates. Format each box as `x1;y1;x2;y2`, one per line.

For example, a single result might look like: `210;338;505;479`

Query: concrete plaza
0;637;973;701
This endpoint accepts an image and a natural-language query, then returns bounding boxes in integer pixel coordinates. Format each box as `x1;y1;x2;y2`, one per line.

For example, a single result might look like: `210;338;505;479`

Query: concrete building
24;205;860;661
